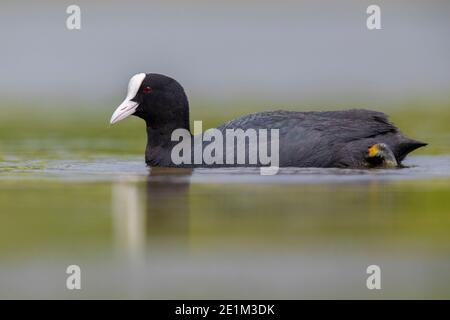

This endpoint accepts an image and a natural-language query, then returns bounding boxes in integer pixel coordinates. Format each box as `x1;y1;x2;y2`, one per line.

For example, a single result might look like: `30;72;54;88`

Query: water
0;155;449;298
2;155;450;182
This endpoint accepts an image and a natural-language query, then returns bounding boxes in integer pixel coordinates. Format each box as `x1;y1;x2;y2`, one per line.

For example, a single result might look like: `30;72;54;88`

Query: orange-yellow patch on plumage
368;144;380;157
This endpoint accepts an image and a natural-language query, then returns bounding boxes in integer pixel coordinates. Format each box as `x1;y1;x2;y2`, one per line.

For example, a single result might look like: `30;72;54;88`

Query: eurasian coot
110;73;426;169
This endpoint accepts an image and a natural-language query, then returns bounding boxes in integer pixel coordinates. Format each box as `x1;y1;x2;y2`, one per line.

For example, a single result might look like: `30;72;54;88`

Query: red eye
143;86;153;94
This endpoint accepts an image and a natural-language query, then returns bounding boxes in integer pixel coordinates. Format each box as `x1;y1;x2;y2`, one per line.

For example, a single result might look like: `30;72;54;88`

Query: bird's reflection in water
111;168;193;263
145;167;192;243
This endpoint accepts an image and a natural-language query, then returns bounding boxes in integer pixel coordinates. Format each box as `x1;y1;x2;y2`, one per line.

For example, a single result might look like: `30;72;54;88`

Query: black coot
110;73;427;168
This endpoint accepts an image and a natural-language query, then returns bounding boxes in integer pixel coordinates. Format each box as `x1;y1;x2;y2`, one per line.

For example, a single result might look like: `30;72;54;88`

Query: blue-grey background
1;0;449;104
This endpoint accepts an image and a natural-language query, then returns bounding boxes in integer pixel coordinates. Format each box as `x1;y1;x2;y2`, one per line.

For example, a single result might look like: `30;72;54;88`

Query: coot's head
366;143;398;168
110;73;189;130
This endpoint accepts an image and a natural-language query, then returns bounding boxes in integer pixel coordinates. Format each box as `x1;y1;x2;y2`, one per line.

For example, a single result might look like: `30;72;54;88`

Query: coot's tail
395;138;427;162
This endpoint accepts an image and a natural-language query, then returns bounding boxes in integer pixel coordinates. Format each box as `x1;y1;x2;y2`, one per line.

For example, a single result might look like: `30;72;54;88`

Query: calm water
0;155;449;299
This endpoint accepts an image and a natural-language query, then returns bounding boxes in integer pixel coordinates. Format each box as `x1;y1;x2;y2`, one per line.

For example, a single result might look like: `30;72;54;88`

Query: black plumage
111;73;427;168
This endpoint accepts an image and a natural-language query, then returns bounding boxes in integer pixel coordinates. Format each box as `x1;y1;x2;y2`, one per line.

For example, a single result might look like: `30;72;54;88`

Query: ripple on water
0;155;449;184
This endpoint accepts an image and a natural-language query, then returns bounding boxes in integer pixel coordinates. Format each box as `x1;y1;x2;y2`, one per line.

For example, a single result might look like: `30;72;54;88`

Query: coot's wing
317;109;426;163
218;109;396;136
310;109;398;142
216;110;396;165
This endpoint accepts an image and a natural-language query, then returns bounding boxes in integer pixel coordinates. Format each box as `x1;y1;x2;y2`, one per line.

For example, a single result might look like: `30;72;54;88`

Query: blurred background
0;0;449;299
1;0;449;155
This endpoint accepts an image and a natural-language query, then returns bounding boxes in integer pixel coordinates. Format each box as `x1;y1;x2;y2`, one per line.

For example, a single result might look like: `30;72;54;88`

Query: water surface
0;155;449;299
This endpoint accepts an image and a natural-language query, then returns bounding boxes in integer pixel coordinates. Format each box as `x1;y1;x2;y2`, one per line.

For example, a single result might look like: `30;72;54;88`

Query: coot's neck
144;100;192;166
145;120;191;148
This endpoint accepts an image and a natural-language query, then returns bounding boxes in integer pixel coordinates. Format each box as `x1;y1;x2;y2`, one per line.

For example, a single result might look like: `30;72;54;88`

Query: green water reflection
0;169;449;298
